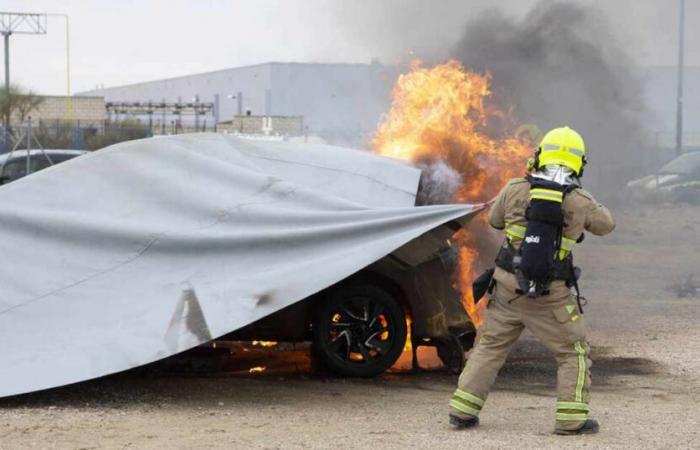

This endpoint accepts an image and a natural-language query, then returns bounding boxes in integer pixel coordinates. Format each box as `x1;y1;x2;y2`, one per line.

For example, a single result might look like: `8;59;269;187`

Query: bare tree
0;85;45;129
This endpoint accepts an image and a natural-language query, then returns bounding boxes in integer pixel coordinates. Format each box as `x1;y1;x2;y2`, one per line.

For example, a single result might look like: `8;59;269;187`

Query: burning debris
374;60;531;326
252;341;278;348
248;366;267;374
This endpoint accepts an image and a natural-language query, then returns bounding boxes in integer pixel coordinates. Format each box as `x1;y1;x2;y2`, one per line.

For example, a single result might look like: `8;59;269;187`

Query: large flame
373;60;531;327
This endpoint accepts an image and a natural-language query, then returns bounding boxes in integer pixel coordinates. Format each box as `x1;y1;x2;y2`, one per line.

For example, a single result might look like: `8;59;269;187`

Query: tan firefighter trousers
449;278;592;431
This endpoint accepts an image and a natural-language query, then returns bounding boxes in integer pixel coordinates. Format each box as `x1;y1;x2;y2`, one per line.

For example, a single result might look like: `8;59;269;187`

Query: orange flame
373;60;531;327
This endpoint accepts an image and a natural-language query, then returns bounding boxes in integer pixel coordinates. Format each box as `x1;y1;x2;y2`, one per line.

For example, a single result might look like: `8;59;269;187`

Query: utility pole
3;31;9;93
675;0;685;155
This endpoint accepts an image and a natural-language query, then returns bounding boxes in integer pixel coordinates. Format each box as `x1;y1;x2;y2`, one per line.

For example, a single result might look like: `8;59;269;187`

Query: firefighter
448;126;615;435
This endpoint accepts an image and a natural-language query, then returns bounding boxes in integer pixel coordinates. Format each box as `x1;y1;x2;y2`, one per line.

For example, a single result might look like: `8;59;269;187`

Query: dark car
224;210;480;377
627;151;700;204
0;149;87;185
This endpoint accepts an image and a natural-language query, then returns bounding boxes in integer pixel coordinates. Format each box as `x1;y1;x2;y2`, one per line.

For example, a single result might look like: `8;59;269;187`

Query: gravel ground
1;204;698;449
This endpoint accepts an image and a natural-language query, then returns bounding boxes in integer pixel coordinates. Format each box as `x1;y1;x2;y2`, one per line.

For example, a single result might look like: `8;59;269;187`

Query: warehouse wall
268;62;398;145
78;62;398;146
80;64;274;126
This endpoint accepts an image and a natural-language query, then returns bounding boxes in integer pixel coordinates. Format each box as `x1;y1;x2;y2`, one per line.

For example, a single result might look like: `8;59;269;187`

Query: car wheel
312;284;407;377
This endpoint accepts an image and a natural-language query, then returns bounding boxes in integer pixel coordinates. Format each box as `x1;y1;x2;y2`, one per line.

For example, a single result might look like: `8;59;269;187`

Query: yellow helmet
536;126;587;176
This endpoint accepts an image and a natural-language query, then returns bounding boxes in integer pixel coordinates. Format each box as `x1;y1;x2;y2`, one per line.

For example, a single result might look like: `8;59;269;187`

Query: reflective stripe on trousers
556;341;589;425
449;388;484;418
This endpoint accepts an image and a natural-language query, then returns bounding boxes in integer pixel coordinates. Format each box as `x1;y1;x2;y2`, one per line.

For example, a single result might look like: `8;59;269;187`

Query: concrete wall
20;96;105;127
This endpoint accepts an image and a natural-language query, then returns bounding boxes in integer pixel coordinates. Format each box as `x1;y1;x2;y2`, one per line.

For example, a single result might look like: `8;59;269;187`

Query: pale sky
3;0;699;95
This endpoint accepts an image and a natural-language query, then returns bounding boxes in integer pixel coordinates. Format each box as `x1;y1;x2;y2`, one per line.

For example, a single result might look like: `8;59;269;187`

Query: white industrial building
79;61;399;146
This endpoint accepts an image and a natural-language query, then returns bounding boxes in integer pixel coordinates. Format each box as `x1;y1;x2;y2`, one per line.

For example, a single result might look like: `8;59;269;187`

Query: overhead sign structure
0;12;48;92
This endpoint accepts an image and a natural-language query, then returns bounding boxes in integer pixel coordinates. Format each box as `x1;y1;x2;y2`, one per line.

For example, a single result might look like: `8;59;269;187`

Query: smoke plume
450;1;651;196
416;162;463;205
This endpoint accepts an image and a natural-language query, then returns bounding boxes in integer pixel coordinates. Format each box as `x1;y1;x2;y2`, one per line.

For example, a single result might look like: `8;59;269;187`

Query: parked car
0;149;87;185
627;151;700;204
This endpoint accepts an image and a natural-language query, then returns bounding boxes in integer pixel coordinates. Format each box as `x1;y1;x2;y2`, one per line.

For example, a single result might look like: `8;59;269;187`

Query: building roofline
39;95;104;100
76;61;379;95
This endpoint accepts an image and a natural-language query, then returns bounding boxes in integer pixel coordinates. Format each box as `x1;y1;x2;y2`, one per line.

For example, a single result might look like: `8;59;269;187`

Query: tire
312;284;407;377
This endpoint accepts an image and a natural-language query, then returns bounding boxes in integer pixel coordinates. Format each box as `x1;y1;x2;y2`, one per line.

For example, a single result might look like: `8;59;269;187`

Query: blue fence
1;124;153;152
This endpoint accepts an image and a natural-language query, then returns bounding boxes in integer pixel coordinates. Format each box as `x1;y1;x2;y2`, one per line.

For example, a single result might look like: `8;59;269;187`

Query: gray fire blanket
0;133;480;397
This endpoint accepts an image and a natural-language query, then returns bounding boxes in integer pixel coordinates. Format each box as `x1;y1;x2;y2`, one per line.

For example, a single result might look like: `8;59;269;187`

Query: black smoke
450;1;651;197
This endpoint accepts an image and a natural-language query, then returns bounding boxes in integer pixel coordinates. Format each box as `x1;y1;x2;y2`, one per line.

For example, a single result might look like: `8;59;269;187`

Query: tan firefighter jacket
488;177;615;291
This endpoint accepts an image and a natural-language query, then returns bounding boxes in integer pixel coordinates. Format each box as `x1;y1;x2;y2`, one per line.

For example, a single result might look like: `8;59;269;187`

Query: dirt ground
1;204;699;450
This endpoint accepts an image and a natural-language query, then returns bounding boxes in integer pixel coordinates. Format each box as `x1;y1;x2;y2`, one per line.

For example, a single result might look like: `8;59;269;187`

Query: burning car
227;217;476;377
626;151;700;204
0;133;482;397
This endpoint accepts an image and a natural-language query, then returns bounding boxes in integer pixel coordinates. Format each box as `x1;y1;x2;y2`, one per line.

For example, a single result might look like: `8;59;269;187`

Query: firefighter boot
449;411;479;429
554;418;599;436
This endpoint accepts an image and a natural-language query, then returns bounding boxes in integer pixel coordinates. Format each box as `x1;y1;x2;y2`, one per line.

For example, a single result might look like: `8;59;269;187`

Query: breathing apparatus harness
493;175;585;311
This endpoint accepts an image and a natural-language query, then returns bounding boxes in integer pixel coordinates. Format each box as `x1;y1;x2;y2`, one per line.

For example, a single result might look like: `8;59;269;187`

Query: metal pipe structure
675;0;685;155
106;101;215;132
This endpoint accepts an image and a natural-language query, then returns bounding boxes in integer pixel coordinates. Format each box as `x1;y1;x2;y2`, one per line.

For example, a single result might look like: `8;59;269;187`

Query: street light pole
675;0;685;155
47;14;71;123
